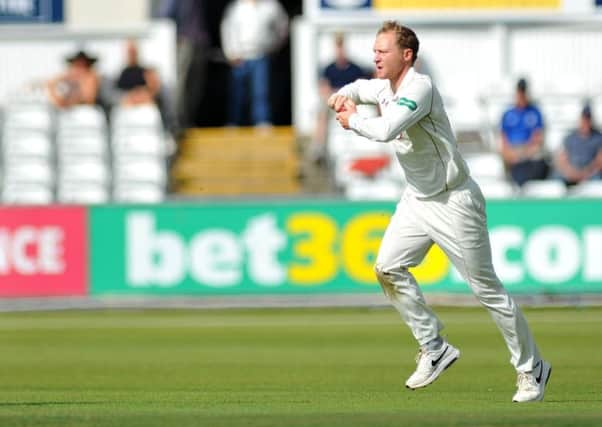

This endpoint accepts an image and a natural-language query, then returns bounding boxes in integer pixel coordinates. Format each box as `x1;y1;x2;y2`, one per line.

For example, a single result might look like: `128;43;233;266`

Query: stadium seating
1;182;54;204
344;177;402;201
323;111;406;199
110;105;169;202
0;102;169;204
477;89;513;151
478;179;517;199
521;179;567;198
538;93;585;154
464;152;506;182
1;103;55;204
568;181;602;198
56;105;111;204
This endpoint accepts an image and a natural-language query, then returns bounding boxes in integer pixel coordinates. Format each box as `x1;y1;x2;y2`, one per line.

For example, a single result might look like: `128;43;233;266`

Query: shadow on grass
0;401;109;407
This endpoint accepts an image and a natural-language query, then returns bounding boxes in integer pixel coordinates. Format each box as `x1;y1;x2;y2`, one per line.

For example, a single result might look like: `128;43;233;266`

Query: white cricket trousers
374;177;540;373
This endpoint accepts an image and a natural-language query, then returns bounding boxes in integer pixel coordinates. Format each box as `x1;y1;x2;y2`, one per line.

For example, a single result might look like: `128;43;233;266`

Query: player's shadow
0;401;108;407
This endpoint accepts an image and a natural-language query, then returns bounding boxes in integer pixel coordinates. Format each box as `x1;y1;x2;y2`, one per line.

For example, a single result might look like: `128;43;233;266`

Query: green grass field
0;306;600;426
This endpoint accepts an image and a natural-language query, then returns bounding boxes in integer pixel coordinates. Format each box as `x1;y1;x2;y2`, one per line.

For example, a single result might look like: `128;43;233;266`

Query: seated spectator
499;78;549;186
46;49;100;109
310;33;368;162
552;104;602;186
115;39;161;106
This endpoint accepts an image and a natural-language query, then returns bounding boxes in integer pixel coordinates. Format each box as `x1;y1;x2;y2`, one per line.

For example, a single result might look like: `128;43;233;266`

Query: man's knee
375;263;395;299
375;263;413;299
374;263;387;282
375;262;411;278
375;262;403;279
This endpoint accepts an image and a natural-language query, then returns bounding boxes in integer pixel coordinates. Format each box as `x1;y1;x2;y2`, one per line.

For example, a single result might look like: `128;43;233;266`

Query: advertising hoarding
89;200;602;296
0;0;63;23
0;207;87;297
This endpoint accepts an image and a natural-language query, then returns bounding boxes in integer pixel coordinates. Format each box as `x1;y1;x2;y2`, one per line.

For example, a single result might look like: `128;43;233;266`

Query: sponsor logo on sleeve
397;97;418;111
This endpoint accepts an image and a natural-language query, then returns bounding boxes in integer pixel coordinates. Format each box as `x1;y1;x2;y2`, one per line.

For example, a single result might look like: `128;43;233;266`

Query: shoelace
516;372;537;390
414;348;424;364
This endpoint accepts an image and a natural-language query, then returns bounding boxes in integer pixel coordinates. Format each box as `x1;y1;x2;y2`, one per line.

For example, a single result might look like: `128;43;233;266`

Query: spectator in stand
46;49;100;109
309;33;369;162
499;78;549;186
115;39;161;107
552;104;602;186
159;0;210;129
221;0;288;126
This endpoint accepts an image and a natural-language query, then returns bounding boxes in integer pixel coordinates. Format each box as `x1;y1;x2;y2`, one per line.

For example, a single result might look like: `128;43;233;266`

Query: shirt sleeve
347;78;432;142
500;110;510;135
533;108;544;130
220;6;236;61
320;64;330;82
336;79;384;105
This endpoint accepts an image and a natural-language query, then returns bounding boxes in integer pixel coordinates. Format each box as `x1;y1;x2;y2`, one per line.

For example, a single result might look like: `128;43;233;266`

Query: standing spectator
159;0;210;129
221;0;288;126
310;33;368;162
321;33;368;95
499;78;549;186
46;49;100;109
553;104;602;185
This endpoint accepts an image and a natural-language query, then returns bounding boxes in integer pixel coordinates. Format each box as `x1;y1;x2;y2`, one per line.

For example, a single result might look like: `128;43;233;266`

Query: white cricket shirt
338;67;469;198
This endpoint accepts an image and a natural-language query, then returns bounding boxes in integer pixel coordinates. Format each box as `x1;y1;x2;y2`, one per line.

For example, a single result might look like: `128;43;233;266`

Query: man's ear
403;48;413;63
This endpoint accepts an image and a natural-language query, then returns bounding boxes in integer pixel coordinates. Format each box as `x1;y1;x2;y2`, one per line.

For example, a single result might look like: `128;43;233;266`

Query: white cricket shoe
405;342;460;390
512;360;552;402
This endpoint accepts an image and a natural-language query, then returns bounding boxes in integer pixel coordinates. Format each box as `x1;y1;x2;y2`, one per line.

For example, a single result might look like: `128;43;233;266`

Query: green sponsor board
89;200;602;295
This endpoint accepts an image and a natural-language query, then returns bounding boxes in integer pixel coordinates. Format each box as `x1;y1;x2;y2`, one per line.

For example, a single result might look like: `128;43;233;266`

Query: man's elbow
372;129;397;142
374;123;404;142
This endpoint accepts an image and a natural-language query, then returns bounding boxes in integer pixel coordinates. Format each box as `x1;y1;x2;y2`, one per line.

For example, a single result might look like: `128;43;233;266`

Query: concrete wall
65;0;149;29
0;20;175;106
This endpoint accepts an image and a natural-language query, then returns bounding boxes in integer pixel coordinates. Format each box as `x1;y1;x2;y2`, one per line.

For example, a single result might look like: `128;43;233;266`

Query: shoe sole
405;348;460;390
512;360;552;403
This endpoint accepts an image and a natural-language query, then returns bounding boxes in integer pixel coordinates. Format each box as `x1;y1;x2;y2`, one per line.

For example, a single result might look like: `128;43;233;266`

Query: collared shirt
322;61;367;91
338;67;469;199
501;105;543;146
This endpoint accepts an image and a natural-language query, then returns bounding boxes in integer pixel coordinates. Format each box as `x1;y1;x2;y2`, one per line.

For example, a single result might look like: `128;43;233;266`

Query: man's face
579;115;593;136
516;90;528;108
373;31;409;80
68;58;91;76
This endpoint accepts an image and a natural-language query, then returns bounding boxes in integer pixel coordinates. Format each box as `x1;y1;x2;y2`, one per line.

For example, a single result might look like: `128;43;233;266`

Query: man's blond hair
377;21;419;65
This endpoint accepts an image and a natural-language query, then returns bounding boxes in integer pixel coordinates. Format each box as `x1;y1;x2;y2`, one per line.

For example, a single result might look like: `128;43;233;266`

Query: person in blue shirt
321;34;367;92
500;78;549;186
553;104;602;186
310;33;369;163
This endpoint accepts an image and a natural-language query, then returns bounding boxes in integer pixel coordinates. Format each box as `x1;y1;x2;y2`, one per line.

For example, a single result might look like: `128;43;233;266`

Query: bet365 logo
123;211;602;290
125;211;390;288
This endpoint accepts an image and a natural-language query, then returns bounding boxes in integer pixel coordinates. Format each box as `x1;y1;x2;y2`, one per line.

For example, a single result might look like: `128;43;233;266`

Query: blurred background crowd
0;0;601;204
